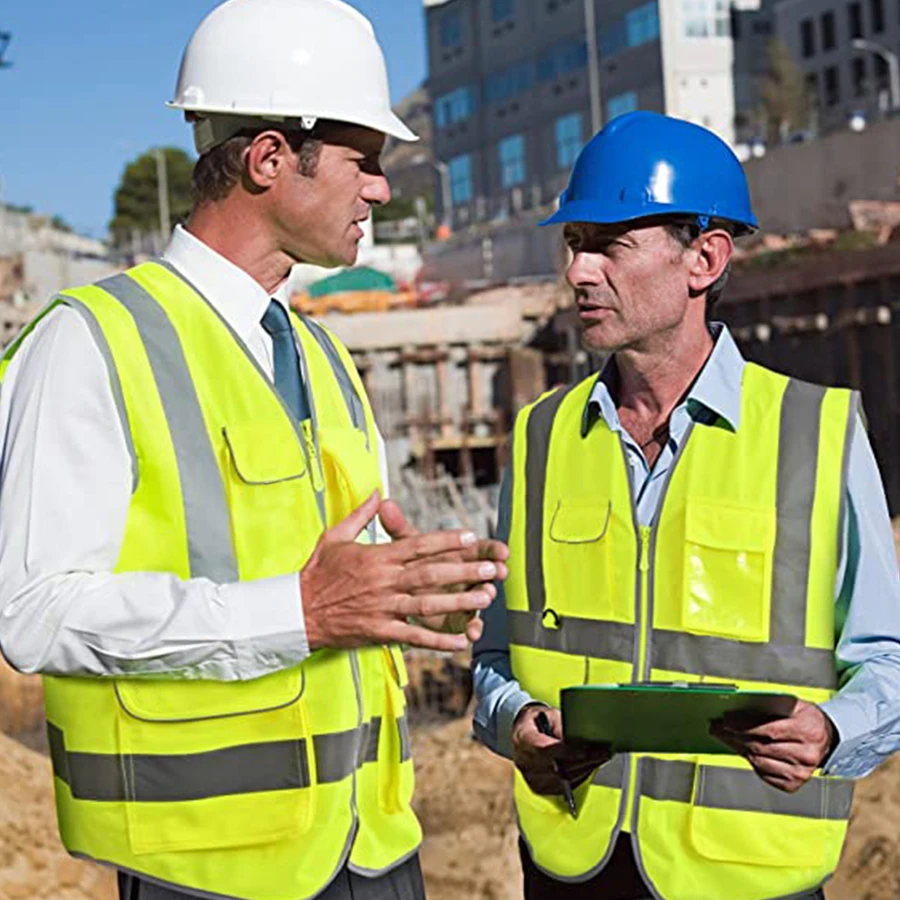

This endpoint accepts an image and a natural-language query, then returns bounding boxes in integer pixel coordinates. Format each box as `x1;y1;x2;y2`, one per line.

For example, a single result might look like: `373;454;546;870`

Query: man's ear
686;229;733;295
244;131;290;190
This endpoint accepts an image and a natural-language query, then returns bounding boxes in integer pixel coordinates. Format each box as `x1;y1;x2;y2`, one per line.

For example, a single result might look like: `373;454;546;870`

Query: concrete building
775;0;900;134
424;0;773;227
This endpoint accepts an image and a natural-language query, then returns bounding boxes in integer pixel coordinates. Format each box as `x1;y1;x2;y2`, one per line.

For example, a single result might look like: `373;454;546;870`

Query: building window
871;0;885;31
449;154;472;204
434;86;476;128
852;56;868;95
824;65;840;106
498;134;526;189
800;18;816;57
805;72;820;108
607;90;638;120
555;113;583;168
848;2;863;38
821;11;836;50
537;38;588;82
683;0;731;37
875;54;890;89
440;10;462;49
492;0;515;22
627;2;661;45
485;61;534;105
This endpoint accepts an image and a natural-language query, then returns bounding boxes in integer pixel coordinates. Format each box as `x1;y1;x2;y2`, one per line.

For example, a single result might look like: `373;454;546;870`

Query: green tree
109;147;194;245
760;37;811;144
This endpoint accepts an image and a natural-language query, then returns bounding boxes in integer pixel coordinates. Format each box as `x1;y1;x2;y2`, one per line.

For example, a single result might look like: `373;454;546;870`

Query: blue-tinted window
498;134;526;188
440;10;463;49
492;0;515;22
600;2;659;56
626;2;661;45
485;61;534;104
449;154;473;204
555;113;583;169
607;91;638;120
537;38;588;82
434;86;477;128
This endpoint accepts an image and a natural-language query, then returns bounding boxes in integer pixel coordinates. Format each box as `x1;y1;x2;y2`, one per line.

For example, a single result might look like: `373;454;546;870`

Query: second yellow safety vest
505;364;857;900
1;261;421;900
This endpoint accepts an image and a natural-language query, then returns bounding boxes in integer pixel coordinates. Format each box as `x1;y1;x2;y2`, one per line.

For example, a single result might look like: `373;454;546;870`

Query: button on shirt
473;324;900;779
0;225;389;680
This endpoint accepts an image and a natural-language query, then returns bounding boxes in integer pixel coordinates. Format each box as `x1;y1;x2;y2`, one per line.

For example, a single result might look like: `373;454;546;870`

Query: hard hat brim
539;199;758;232
168;101;419;143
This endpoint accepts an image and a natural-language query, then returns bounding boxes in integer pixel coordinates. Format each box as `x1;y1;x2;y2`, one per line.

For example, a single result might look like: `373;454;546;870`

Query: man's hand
378;498;510;644
301;493;507;652
710;699;837;793
512;706;612;796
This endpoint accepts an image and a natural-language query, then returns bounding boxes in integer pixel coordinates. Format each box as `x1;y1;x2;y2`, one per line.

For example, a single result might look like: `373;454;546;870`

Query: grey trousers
117;855;426;900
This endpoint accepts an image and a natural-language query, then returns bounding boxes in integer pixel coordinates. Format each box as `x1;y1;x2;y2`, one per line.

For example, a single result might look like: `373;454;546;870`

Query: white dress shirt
0;226;389;680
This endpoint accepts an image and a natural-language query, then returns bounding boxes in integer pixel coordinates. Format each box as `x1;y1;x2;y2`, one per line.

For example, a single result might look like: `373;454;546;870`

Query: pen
535;710;577;819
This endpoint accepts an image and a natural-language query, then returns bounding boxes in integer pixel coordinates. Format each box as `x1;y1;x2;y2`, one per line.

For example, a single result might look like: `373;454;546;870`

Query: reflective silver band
525;388;573;613
96;273;238;583
772;379;827;646
592;753;626;789
640;757;853;820
49;715;411;803
508;609;634;661
62;297;139;492
650;629;838;690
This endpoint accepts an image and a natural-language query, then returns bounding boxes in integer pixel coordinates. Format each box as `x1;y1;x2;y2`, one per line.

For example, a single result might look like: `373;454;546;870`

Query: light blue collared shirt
473;324;900;779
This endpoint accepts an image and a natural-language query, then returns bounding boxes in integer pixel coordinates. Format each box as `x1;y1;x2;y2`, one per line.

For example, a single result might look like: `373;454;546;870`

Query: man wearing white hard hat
0;2;509;899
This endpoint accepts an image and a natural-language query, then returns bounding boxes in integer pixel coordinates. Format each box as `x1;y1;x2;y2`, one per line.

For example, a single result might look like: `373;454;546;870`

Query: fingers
387;620;471;653
401;587;494;620
387;528;480;564
378;500;418;540
324;491;381;543
397;560;506;592
465;615;484;643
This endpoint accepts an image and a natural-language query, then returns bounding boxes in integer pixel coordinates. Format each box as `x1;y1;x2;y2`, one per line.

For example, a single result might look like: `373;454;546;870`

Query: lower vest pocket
688;763;843;868
115;669;314;854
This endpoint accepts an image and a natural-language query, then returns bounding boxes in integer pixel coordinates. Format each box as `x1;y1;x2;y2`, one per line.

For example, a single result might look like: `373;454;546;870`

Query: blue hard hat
541;111;758;233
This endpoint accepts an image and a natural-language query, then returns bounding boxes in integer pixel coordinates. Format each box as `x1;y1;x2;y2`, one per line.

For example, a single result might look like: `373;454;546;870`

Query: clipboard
561;683;798;755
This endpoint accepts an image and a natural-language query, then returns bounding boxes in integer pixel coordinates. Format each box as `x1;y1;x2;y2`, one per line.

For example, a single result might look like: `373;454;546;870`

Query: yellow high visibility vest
506;364;857;900
1;261;421;900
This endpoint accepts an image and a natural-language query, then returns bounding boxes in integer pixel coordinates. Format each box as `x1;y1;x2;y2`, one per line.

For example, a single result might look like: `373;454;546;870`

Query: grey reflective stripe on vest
771;380;827;646
524;388;575;613
508;609;633;661
62;297;139;492
49;714;409;803
650;629;838;689
592;753;626;789
640;757;853;820
302;318;368;443
96;274;238;583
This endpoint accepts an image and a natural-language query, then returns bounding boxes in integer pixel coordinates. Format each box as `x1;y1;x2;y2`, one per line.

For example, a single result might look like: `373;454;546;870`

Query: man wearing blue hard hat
473;111;900;900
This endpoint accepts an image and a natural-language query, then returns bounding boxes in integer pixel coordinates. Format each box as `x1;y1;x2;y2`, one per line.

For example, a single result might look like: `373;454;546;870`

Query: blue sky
0;0;427;238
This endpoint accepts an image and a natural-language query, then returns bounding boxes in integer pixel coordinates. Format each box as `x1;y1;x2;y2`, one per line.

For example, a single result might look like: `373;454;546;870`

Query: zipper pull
301;420;325;493
639;525;651;572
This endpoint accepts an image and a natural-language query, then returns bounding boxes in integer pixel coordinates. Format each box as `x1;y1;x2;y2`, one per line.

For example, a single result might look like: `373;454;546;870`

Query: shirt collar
581;323;745;438
162;225;292;339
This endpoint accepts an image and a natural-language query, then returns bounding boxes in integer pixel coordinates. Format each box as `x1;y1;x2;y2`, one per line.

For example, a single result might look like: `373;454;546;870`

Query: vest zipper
301;419;326;495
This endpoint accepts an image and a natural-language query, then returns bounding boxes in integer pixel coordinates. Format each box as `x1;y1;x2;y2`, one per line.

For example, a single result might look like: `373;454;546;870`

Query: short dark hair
192;127;326;205
665;219;734;306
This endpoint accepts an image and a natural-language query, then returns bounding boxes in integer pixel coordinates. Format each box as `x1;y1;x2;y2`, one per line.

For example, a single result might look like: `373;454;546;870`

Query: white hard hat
169;0;418;154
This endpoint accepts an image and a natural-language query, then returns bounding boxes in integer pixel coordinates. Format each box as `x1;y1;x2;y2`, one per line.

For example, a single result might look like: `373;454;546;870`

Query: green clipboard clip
561;682;797;755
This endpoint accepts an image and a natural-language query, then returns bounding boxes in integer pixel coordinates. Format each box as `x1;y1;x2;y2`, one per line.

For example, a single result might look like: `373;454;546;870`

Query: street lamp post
852;38;900;112
583;0;603;134
411;153;453;230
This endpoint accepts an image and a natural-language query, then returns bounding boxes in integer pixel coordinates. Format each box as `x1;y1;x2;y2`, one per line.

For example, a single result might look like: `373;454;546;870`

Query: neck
614;321;715;422
186;201;292;295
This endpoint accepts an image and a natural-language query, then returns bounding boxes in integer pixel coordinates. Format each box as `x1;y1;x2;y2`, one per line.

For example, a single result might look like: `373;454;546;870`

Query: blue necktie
261;300;310;421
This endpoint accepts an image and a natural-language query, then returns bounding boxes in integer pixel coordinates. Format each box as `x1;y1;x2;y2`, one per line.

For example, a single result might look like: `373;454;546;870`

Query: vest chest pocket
544;497;617;621
682;503;775;642
115;669;314;854
222;421;317;577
